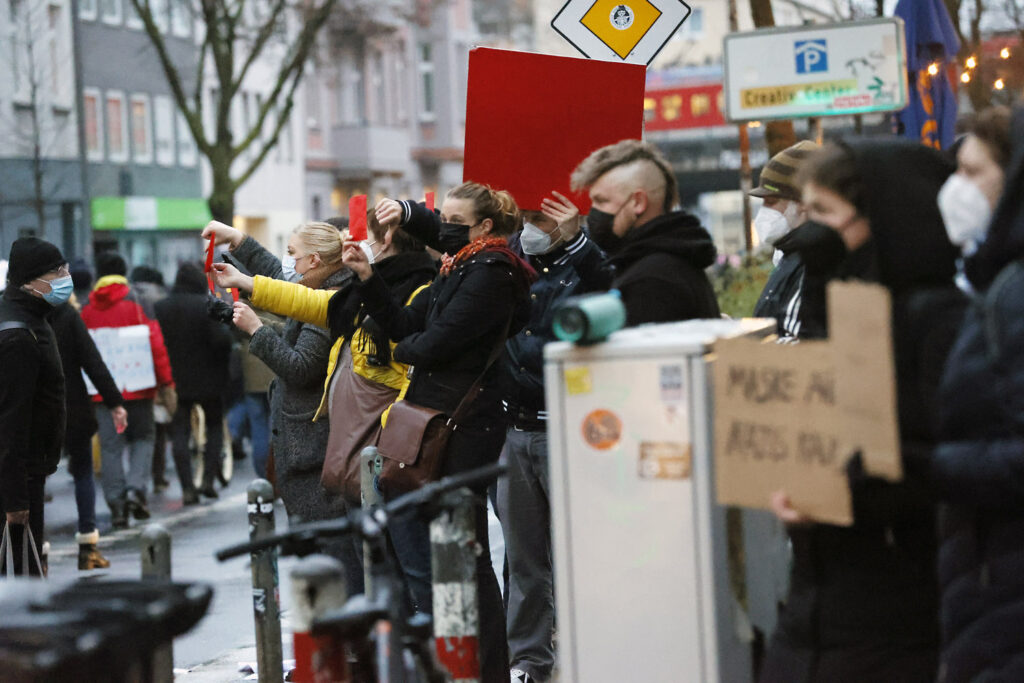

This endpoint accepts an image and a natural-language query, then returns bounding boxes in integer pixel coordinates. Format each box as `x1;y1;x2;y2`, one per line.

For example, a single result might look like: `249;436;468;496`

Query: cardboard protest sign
712;281;901;525
83;325;156;395
463;47;646;212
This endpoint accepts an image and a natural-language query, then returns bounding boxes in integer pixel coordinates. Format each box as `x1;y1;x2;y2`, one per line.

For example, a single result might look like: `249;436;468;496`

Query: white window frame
125;0;143;29
170;0;190;37
83;87;104;161
130;93;153;164
100;0;122;26
105;90;128;162
176;111;196;167
153;94;175;166
79;0;97;21
417;42;436;122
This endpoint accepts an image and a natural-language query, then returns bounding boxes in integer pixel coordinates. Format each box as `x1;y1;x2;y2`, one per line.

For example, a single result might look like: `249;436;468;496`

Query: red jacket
81;275;174;402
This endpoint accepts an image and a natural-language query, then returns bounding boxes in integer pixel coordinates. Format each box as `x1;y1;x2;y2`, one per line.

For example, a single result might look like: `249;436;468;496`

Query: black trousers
170;397;224;491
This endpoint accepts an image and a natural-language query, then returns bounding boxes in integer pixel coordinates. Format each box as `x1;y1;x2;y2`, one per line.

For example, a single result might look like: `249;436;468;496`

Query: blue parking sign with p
795;39;828;74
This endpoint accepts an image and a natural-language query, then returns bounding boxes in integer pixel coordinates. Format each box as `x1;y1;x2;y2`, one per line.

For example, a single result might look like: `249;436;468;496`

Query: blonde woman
202;219;362;595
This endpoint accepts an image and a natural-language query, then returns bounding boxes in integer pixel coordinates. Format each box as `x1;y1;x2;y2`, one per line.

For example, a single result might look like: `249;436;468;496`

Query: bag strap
448;312;514;425
1;523;12;576
0;321;37;341
23;525;44;578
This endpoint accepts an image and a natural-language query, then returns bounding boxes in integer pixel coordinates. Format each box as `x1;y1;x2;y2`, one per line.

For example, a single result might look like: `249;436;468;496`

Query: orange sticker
581;409;623;451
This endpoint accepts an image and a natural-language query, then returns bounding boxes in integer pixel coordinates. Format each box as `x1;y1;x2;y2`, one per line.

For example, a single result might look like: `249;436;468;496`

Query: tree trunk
749;0;796;156
208;148;235;224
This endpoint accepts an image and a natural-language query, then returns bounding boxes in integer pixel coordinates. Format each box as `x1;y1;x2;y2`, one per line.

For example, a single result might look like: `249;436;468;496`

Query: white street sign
551;0;692;66
723;18;908;121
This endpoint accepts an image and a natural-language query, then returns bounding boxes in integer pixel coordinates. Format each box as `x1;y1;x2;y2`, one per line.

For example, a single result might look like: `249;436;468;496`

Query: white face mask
281;253;298;281
938;173;993;254
360;240;379;265
753;207;790;247
520;222;563;256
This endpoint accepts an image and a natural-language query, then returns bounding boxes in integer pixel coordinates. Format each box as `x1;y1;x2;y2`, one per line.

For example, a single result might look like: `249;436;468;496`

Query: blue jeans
228;393;270;478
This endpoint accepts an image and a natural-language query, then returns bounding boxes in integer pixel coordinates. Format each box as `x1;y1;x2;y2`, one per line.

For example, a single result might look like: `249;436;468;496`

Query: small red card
425;192;435;212
204;238;215;273
349;195;368;241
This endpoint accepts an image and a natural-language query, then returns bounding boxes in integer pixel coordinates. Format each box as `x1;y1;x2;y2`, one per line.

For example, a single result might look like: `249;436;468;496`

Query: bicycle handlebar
214;463;506;562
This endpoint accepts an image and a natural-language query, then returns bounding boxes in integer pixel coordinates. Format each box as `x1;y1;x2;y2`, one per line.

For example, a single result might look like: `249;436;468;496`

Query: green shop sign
92;197;211;230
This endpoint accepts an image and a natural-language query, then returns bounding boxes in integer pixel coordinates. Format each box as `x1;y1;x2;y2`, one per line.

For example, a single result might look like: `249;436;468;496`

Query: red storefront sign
644;83;727;131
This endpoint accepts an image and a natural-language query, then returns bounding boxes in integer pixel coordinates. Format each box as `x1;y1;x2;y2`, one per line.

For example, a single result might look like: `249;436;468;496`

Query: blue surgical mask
281;253;298;281
37;275;73;306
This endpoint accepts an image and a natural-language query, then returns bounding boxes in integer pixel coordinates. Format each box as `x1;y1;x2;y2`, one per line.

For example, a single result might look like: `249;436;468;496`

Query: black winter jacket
762;140;965;683
51;303;123;441
931;107;1024;683
360;201;532;430
154;293;234;401
0;289;66;511
607;211;719;326
502;229;612;422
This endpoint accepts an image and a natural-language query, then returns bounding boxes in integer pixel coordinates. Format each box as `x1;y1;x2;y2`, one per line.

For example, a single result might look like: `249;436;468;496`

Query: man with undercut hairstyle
571;139;720;325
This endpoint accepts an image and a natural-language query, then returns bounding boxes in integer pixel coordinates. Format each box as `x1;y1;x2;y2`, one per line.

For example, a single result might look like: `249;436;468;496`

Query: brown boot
76;531;111;570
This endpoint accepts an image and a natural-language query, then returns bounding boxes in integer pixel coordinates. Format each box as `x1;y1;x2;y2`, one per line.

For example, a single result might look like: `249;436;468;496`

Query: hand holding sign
210;262;254;293
348;195;368;241
341;241;372;281
201;220;245;250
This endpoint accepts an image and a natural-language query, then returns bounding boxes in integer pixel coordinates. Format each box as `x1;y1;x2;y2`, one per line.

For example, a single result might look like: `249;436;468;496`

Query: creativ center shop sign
723;18;908;122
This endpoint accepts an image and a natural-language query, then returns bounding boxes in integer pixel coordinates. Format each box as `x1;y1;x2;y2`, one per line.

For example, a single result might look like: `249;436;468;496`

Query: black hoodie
609;210;719;326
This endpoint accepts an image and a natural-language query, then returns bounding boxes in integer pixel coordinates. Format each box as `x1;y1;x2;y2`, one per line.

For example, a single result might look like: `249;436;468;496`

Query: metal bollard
430;487;481;683
289;555;349;683
359;445;381;595
140;524;173;683
248;479;284;683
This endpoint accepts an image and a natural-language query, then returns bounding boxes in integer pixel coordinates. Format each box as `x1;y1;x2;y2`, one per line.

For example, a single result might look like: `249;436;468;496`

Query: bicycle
216;462;506;683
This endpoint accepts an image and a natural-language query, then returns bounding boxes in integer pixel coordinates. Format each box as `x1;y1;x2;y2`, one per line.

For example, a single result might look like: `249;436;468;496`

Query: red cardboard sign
463;48;646;213
348;195;368;241
425;192;435;212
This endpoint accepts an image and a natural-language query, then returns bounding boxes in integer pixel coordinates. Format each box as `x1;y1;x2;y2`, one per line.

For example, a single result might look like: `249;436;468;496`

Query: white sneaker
511;669;534;683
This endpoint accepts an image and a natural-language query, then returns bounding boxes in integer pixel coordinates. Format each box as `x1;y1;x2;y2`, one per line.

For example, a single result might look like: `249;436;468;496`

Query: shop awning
92;197;211;230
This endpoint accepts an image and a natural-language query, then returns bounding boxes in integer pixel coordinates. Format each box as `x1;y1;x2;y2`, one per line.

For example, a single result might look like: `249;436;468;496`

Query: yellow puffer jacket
250;275;427;422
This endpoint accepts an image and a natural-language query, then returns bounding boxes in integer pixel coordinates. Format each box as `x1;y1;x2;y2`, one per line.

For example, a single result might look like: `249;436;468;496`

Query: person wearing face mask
760;139;967;683
202;218;366;595
569;139;719;326
749;141;820;337
938;106;1012;293
929;106;1022;682
0;238;71;575
496;191;612;683
350;181;535;681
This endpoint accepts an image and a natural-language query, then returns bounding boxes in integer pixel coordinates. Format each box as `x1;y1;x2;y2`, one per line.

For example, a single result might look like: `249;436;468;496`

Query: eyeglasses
35;264;70;281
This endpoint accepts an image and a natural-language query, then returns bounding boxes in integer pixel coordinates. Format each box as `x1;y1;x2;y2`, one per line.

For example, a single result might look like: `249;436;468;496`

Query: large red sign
644;83;726;131
464;48;646;212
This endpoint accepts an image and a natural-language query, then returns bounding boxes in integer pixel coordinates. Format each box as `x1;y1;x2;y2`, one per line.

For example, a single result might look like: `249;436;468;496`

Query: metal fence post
140;524;173;683
360;445;381;595
248;479;284;683
430;488;480;683
290;555;349;683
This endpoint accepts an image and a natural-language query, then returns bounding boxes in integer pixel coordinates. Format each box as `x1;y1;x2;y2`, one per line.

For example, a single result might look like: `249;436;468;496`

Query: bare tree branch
232;72;301;191
232;0;290;95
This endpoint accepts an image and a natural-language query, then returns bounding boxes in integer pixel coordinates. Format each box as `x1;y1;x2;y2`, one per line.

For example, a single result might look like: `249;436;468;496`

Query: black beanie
96;251;127;278
7;237;66;288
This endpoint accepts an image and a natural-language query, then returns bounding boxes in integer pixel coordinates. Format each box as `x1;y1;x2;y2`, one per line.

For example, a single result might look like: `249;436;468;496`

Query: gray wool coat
231;237;350;522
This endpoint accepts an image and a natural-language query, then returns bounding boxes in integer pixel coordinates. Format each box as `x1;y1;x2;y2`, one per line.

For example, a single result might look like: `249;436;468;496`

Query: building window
680;7;702;38
47;4;69;104
418;42;435;121
131;94;152;163
100;0;121;25
170;0;190;37
154;95;174;166
84;87;104;161
125;0;142;28
80;0;97;21
176;111;196;167
106;91;128;161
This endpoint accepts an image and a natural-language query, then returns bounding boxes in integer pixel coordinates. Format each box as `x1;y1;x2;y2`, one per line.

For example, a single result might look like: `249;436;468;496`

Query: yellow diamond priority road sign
552;0;691;65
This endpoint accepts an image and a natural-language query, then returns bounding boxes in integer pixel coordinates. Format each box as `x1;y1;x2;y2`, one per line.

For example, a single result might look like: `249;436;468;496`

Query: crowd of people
1;104;1022;682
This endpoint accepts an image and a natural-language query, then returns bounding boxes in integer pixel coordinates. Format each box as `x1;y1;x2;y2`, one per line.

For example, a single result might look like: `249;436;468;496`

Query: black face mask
438;222;472;255
586;207;623;254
